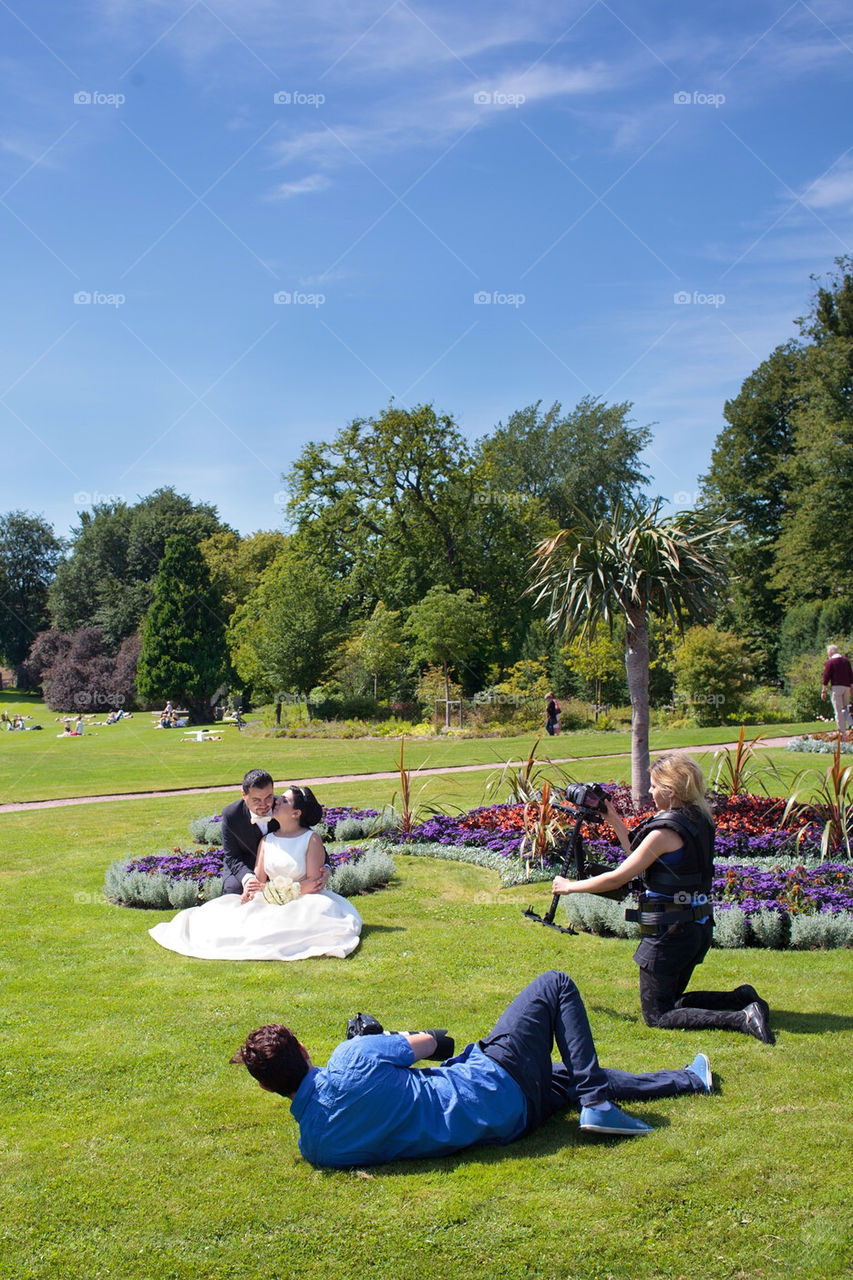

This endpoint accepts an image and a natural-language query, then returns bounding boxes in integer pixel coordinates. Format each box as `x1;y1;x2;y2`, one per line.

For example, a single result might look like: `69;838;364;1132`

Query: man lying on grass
231;970;712;1167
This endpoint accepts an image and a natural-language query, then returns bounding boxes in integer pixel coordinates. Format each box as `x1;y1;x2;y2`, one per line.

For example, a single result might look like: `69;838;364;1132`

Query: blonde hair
650;751;712;819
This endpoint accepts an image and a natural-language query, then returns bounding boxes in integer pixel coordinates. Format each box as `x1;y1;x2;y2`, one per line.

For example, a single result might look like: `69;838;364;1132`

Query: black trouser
478;970;703;1134
634;921;755;1032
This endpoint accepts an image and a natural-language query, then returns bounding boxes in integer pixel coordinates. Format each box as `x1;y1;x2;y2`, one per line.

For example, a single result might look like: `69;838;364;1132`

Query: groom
221;768;331;897
221;768;280;896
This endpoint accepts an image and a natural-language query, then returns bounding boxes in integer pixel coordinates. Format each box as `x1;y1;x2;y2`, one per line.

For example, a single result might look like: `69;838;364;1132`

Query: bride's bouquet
262;875;301;905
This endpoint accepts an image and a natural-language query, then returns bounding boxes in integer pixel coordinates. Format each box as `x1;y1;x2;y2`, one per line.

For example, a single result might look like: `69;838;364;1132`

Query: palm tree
529;497;731;807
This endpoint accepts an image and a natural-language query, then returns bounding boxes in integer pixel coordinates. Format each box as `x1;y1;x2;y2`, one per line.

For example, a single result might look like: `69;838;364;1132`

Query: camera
562;782;609;818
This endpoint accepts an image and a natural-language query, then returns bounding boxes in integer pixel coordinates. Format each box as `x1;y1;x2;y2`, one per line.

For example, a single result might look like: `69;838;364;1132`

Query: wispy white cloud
266;172;331;200
801;158;853;210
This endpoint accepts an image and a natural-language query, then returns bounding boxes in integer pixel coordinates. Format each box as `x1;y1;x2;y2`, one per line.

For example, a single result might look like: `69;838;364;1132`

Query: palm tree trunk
625;604;651;808
443;660;450;728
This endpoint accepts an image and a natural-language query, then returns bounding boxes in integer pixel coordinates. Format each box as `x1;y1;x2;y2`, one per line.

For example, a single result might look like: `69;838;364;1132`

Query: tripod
522;809;593;934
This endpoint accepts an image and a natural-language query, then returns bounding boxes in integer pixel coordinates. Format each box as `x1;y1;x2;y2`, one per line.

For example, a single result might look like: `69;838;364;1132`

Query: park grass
0;690;825;803
1;796;852;1280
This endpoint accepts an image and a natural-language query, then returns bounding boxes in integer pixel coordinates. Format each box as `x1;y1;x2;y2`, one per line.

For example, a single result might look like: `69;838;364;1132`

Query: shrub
562;894;639;939
739;685;795;725
329;848;396;896
712;906;748;948
168;879;202;909
785;651;828;721
749;908;789;949
335;817;366;841
790;912;853;949
188;815;223;844
673;626;752;726
105;864;174;909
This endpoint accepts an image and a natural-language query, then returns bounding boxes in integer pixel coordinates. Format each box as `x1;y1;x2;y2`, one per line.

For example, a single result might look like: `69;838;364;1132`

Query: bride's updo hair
289;784;323;828
231;1025;308;1096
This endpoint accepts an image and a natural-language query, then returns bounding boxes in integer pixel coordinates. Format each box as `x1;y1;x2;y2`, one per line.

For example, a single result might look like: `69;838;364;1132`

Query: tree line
1;258;851;766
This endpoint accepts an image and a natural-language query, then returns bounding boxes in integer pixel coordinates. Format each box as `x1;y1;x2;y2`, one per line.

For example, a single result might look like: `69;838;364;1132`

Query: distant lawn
0;691;824;803
2;795;851;1280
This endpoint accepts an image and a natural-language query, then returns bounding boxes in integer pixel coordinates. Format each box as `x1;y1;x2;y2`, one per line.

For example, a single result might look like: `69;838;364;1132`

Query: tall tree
199;529;288;617
287;402;476;611
136;534;228;719
49;488;226;647
699;343;802;677
0;511;62;670
477;397;652;527
228;545;339;720
405;585;487;726
530;498;730;805
349;603;407;701
701;257;853;665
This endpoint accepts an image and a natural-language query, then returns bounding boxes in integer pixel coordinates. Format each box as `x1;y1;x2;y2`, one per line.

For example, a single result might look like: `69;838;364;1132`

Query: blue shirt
290;1035;527;1167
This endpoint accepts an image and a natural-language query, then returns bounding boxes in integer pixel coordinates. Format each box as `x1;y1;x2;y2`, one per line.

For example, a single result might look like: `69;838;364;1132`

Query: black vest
629;807;714;900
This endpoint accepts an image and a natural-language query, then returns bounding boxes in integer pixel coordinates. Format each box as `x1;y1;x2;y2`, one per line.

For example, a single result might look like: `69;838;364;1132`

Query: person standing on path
821;644;853;732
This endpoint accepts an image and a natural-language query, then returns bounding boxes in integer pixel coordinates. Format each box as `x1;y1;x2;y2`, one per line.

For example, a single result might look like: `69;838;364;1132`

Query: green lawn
0;691;825;803
2;785;852;1279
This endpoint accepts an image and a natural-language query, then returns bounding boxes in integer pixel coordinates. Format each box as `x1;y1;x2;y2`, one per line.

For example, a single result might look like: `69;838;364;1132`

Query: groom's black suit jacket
221;798;280;894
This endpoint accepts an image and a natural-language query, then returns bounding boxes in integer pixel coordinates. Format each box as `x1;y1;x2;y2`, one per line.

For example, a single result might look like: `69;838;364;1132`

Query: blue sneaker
579;1105;652;1136
686;1052;713;1094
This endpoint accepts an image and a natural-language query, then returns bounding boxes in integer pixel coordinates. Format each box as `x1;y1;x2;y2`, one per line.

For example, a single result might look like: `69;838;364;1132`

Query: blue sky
2;0;852;542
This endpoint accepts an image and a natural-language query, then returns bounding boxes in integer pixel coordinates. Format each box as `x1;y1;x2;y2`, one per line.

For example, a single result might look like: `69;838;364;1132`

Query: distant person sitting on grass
230;970;713;1168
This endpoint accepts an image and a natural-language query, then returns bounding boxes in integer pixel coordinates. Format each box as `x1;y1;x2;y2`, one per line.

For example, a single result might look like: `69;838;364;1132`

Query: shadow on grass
770;1010;853;1034
315;1112;673;1178
588;1004;641;1024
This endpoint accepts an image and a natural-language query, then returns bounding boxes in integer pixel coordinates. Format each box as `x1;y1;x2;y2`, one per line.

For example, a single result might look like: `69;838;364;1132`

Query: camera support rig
522;785;624;935
522;806;590;934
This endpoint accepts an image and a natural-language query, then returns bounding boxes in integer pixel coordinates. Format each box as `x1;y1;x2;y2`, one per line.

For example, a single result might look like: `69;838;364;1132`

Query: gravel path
0;737;799;814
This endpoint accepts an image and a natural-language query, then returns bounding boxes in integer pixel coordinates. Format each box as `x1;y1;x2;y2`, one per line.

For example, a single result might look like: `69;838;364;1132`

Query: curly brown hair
230;1024;309;1096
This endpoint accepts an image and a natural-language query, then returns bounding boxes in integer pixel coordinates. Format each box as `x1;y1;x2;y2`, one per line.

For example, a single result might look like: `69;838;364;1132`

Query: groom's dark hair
231;1025;309;1096
242;768;274;793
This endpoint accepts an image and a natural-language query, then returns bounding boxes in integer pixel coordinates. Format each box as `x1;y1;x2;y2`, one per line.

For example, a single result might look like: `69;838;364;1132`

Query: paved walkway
0;736;798;814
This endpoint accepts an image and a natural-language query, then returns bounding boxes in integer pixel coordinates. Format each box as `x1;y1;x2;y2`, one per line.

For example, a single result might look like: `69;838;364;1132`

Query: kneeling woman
552;752;773;1043
150;785;361;961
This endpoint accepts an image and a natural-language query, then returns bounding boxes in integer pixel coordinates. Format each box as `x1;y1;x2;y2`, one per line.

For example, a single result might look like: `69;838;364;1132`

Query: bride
149;785;362;961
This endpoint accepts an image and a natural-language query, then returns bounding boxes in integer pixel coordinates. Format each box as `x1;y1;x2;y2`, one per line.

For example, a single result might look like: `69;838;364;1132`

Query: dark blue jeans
479;970;703;1134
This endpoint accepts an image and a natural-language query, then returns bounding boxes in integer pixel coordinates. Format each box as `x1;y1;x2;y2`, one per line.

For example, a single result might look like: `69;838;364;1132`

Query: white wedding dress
149;829;362;961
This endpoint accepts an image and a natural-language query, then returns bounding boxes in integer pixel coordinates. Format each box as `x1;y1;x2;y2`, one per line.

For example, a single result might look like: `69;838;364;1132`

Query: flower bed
391;792;853;949
103;797;853;944
787;735;853;754
105;838;394;909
